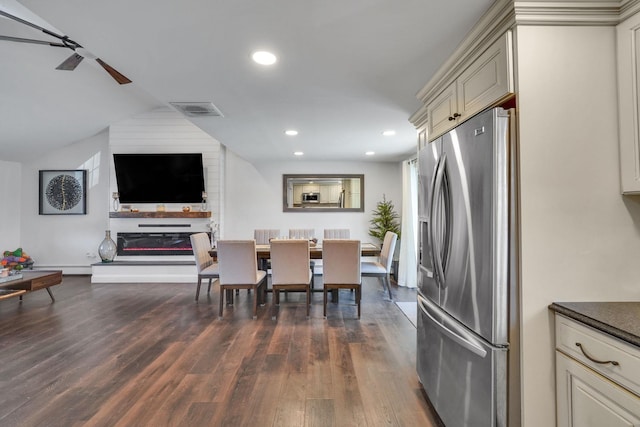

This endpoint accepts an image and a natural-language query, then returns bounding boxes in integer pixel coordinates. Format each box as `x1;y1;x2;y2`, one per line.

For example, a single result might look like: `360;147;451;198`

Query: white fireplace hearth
91;210;212;283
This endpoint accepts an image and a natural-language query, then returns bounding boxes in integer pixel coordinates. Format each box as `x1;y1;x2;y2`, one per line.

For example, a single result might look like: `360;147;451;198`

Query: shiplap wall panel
108;108;221;232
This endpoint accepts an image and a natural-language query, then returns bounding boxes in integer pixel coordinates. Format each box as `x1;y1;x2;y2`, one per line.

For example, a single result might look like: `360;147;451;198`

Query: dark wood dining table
209;242;381;261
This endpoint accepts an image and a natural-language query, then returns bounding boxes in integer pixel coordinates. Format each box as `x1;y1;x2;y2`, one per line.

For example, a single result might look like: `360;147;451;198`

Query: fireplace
116;232;207;256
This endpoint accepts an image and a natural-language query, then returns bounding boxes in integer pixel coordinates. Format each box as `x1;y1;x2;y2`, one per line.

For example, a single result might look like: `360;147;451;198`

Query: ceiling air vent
169;102;224;117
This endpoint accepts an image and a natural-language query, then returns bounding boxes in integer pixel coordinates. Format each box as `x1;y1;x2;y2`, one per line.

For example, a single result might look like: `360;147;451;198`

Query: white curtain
398;159;418;288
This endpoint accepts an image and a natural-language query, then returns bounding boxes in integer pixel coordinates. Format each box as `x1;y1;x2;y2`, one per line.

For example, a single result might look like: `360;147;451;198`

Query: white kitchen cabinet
302;184;319;194
319;185;339;203
555;314;640;426
426;31;514;140
427;82;458;139
617;12;640;194
293;185;303;204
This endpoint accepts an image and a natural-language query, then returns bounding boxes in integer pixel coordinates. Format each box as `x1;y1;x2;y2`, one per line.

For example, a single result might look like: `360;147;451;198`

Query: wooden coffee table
0;270;63;302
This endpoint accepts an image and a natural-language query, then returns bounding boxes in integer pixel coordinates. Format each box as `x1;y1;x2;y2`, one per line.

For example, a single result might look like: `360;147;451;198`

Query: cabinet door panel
427;82;457;140
457;32;513;121
556;352;640;427
617;13;640;194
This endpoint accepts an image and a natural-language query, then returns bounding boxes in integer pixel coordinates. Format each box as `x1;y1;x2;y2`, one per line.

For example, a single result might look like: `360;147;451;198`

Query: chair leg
219;286;224;318
306;287;310;319
384;275;393;300
195;277;202;301
357;286;361;319
261;278;267;306
272;289;280;320
323;287;328;318
252;285;258;319
207;278;213;295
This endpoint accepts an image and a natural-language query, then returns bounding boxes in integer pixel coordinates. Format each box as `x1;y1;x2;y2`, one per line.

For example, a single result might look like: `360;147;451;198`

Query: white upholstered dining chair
288;228;316;288
288;228;315;239
254;229;280;245
323;229;350;239
322;239;361;318
361;231;398;301
216;240;267;319
270;239;312;319
190;232;219;301
254;229;279;270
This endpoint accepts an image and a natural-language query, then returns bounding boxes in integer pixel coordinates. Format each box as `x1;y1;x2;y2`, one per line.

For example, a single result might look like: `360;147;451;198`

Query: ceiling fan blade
95;58;132;84
0;34;66;48
0;9;80;49
56;52;84;70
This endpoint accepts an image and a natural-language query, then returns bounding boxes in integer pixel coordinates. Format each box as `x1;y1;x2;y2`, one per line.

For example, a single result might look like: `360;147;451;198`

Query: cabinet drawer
556;314;640;396
30;271;62;291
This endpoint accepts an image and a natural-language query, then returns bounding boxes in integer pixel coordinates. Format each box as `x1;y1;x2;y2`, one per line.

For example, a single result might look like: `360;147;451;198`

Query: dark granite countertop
549;302;640;348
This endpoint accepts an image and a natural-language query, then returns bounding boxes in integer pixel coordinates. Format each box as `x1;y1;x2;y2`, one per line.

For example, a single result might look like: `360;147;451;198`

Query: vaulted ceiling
0;0;494;163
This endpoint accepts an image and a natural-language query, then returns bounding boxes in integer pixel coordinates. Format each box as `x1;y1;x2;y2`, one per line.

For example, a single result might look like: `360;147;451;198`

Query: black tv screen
113;153;205;203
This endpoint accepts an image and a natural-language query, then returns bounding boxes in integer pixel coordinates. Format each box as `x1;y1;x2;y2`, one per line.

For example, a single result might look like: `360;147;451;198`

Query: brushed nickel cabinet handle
575;342;620;366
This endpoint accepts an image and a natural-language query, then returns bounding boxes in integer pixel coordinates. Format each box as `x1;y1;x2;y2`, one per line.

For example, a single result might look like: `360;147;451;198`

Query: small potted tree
369;195;401;242
369;195;401;280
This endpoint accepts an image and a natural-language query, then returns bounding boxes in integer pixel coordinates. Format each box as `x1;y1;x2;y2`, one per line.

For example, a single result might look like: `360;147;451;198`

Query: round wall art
39;170;87;215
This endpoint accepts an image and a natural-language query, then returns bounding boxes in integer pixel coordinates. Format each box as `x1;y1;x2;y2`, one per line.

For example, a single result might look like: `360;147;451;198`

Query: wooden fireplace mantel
109;211;211;219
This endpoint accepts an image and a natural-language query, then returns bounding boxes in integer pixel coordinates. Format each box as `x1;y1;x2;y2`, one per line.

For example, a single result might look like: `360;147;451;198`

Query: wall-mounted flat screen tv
113;153;205;203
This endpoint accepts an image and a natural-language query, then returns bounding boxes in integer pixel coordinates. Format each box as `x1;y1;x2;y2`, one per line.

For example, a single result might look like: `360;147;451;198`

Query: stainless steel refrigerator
417;107;520;427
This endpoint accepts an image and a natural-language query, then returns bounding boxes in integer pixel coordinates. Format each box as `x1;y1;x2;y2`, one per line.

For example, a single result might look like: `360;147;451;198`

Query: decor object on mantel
1;248;34;272
112;192;120;211
368;194;401;243
201;191;208;212
98;230;117;263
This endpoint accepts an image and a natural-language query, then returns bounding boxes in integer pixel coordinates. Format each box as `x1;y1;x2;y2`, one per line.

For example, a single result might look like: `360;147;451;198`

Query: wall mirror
283;174;364;212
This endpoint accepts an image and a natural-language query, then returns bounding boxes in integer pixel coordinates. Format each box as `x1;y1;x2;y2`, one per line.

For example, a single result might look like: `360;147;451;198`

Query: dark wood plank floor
0;275;438;427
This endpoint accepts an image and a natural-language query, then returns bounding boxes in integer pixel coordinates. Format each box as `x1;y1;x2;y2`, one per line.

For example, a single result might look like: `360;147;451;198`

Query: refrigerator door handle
418;294;487;358
427;156;441;286
430;154;447;289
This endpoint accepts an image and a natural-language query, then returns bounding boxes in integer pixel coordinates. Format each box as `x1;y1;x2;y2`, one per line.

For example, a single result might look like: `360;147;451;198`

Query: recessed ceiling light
382;130;396;136
285;130;298;136
294;151;304;156
252;51;277;65
366;151;375;156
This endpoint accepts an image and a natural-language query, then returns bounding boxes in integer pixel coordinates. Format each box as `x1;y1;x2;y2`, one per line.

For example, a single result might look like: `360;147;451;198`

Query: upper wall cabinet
427;31;514;140
618;12;640;194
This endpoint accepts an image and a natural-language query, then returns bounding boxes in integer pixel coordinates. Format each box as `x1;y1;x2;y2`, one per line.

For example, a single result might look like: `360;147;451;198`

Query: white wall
223;150;403;244
516;25;640;426
19;131;111;273
0;160;22;250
